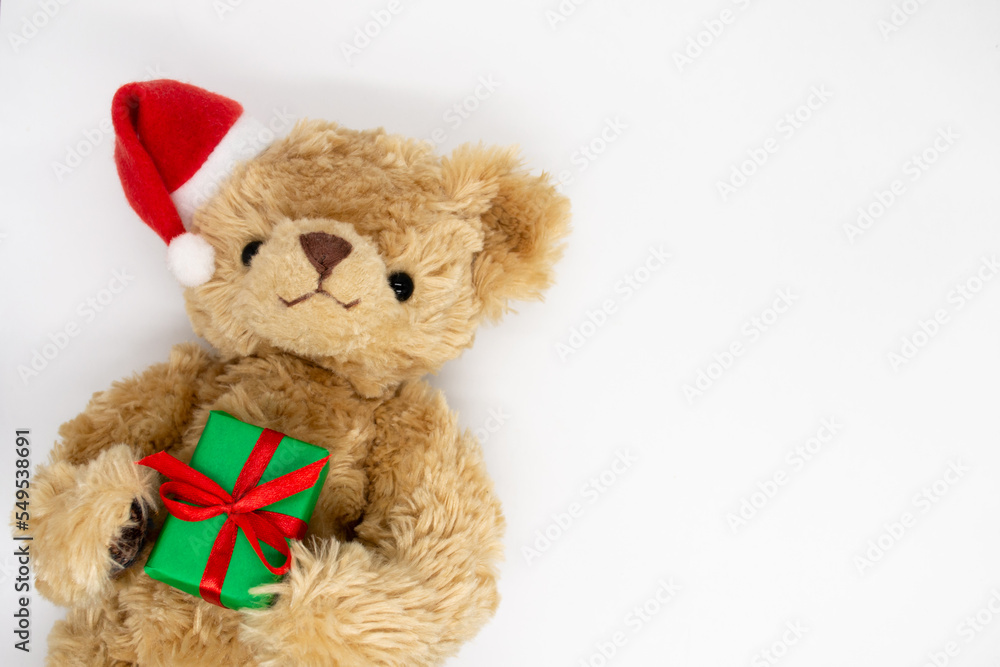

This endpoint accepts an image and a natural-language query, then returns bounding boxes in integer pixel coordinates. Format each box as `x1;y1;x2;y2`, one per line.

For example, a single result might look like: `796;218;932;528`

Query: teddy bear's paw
29;444;159;605
108;498;152;575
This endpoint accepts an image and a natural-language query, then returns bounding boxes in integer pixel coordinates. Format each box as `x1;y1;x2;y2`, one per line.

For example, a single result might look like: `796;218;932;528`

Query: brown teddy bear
24;79;569;666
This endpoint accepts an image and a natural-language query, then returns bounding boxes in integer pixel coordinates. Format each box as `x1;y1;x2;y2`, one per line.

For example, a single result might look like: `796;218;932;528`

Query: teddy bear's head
112;81;569;396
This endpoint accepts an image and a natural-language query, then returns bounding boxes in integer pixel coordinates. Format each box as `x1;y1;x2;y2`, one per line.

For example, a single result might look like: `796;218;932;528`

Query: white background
3;1;1000;665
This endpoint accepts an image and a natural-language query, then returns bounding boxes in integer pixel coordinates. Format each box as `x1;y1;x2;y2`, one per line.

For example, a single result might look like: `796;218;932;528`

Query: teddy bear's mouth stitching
279;288;360;310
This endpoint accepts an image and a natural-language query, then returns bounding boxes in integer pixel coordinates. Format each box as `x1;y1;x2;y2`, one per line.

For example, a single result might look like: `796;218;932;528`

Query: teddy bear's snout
300;232;352;279
276;230;362;310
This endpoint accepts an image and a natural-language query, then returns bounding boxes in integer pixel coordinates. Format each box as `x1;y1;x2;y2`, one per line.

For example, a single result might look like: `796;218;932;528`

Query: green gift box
141;411;329;610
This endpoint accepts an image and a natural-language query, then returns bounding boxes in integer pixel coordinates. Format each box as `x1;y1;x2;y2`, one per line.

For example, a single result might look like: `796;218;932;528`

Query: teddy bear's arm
241;380;504;667
26;342;224;607
50;342;224;465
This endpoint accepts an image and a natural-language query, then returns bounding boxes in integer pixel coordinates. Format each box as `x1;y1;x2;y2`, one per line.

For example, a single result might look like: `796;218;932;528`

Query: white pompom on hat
111;79;269;287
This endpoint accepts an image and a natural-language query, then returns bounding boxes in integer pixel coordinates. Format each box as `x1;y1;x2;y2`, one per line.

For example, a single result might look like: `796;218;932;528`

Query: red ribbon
138;428;329;608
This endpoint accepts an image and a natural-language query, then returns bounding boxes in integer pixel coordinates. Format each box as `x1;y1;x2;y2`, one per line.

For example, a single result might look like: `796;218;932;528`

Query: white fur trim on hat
170;114;270;226
167;233;216;287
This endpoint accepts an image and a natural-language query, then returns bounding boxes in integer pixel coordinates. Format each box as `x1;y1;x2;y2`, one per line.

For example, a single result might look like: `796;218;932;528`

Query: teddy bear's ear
440;144;571;321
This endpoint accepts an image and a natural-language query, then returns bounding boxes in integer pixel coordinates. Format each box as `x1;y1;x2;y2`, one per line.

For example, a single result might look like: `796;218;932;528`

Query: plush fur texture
25;116;569;666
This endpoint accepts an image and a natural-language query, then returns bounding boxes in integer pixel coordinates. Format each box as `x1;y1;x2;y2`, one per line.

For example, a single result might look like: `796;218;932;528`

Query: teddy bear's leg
24;342;224;607
47;606;132;667
240;381;505;667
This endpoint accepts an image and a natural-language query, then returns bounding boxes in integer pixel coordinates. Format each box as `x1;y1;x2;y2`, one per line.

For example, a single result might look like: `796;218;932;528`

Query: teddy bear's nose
300;232;353;277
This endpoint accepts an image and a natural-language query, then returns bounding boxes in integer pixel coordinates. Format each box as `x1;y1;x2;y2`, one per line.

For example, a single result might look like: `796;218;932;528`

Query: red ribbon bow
138;428;329;608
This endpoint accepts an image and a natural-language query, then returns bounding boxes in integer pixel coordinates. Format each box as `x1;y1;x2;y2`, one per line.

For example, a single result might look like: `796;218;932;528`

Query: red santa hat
112;79;270;286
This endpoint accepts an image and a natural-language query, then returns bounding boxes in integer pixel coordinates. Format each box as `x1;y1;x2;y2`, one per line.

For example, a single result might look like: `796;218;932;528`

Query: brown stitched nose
300;232;352;278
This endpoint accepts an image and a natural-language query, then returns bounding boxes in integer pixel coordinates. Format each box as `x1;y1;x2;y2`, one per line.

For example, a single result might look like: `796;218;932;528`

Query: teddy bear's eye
388;272;414;302
241;241;263;267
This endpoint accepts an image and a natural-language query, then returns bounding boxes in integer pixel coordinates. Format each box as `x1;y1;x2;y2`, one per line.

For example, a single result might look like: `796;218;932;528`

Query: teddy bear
23;79;569;666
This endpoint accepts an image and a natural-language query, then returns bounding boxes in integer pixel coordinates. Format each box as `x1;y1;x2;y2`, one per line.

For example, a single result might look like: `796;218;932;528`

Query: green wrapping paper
143;411;329;609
